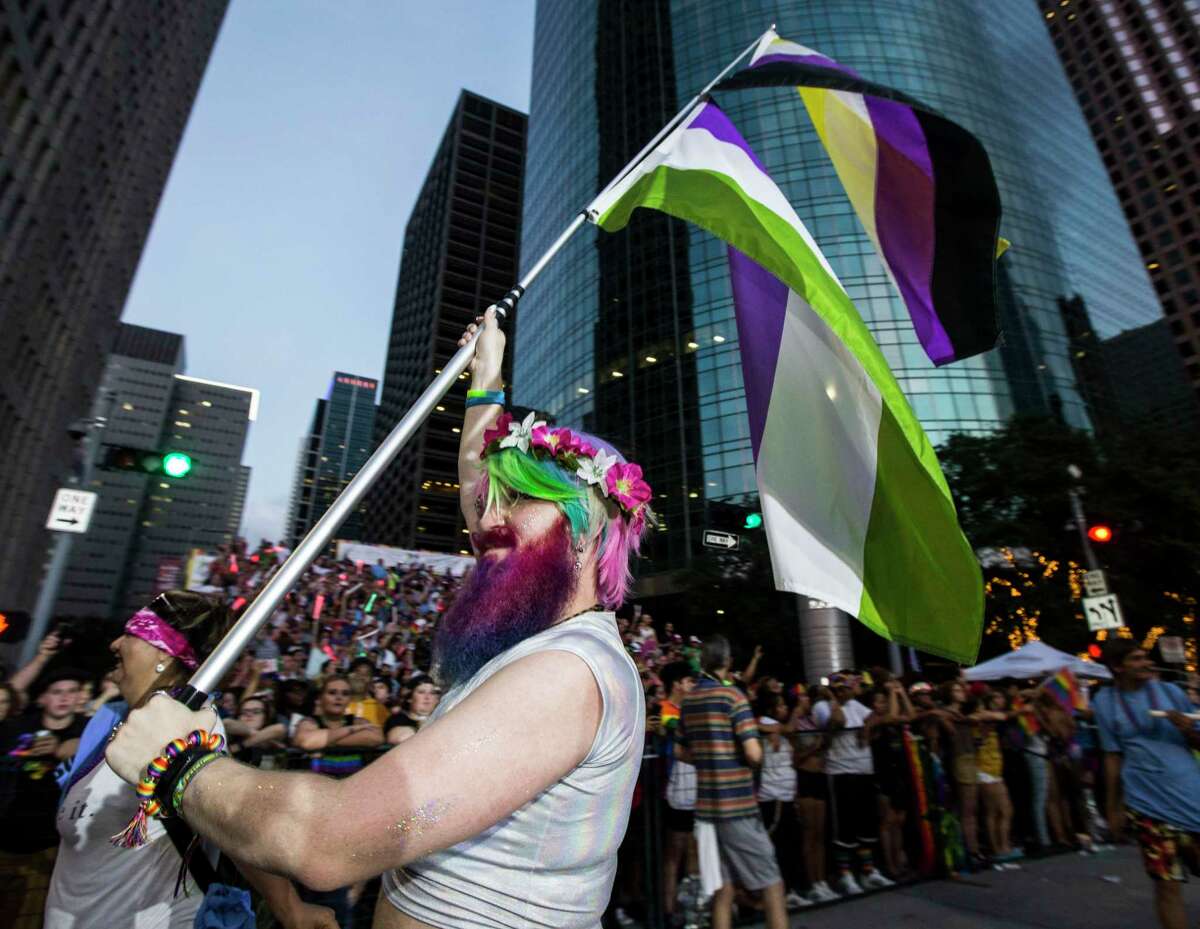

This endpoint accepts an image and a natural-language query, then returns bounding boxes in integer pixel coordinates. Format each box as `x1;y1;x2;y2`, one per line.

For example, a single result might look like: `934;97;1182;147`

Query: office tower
367;91;526;553
1062;294;1200;440
286;373;378;546
121;373;256;612
55;324;256;618
0;1;229;611
56;324;186;617
1038;0;1200;390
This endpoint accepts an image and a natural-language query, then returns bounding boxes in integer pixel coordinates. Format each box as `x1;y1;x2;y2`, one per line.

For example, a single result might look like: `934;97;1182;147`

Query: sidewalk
746;847;1198;928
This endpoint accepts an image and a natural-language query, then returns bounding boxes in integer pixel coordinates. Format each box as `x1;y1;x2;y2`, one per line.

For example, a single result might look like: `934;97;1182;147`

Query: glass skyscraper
516;0;1160;586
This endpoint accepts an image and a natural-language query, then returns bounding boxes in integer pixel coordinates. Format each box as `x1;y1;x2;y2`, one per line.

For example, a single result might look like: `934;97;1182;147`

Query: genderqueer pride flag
716;30;1002;367
588;101;982;662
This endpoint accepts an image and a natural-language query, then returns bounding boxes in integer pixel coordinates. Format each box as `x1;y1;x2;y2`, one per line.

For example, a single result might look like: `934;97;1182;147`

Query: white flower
498;411;543;455
576;448;617;493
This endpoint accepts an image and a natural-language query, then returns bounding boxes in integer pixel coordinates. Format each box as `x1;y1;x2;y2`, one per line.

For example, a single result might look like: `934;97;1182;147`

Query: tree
939;417;1200;664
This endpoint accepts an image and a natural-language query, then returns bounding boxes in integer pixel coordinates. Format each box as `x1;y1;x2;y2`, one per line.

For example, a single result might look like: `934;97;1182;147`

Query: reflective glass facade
517;0;1160;574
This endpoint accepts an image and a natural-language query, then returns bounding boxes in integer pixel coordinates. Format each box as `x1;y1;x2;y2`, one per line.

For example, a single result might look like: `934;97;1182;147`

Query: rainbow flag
716;30;1002;366
1044;667;1085;712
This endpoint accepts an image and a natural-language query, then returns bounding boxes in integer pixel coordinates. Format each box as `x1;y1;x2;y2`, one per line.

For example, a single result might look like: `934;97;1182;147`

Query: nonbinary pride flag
716;30;1002;367
589;101;982;663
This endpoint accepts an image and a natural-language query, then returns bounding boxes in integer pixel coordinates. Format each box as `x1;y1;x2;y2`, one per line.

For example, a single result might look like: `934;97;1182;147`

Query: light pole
1066;463;1101;573
21;392;115;664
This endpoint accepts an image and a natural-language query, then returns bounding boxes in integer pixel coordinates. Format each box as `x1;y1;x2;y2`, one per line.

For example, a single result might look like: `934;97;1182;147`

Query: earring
155;662;166;673
574;542;586;573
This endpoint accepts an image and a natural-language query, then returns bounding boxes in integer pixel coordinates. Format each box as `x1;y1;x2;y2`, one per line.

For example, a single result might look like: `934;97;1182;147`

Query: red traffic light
1087;524;1113;543
1087;643;1102;659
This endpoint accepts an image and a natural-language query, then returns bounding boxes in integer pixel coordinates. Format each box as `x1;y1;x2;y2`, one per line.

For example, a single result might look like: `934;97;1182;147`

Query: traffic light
103;446;194;477
744;512;763;530
1087;643;1102;659
1087;524;1113;543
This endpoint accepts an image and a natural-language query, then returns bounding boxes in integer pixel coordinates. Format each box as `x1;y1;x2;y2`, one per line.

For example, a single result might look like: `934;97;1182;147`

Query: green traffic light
744;512;763;530
162;451;193;478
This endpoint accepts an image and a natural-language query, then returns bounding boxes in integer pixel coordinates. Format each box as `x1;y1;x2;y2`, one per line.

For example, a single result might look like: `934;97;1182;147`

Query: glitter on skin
392;799;453;838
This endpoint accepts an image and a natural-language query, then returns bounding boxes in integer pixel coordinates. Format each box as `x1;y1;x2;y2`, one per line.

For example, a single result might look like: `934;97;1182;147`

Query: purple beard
432;517;577;690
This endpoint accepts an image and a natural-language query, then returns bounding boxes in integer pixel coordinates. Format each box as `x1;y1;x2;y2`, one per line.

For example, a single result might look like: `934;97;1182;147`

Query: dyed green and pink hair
479;433;651;609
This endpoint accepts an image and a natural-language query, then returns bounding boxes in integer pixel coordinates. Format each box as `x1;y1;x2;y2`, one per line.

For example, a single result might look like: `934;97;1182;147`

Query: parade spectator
813;673;893;894
384;674;439;745
0;682;17;723
658;660;697;928
976;690;1020;865
793;685;838;902
679;635;787;929
941;679;983;866
1093;640;1200;929
345;657;389;726
0;667;86;928
867;680;914;878
41;592;333;929
752;689;808;910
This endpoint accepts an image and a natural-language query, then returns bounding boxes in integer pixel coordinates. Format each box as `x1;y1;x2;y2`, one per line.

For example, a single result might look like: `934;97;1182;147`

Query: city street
748;848;1192;929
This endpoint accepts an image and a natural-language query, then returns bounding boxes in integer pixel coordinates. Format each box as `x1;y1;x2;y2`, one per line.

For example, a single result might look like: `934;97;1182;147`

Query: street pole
22;393;115;664
1066;464;1101;572
182;28;777;702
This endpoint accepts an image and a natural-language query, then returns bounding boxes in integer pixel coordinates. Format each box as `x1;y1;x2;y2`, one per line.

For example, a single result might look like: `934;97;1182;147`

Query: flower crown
481;411;653;528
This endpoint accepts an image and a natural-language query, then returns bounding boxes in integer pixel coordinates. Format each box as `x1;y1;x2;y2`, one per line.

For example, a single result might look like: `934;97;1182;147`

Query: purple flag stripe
863;95;950;363
728;247;789;461
688;103;769;174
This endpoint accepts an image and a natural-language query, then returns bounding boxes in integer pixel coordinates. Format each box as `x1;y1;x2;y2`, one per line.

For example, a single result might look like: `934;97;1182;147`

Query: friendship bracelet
465;389;505;408
152;744;214;815
111;728;226;849
171;751;223;816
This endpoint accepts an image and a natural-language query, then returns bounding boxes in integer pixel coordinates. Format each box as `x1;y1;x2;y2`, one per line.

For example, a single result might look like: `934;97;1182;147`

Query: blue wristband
465;390;505;408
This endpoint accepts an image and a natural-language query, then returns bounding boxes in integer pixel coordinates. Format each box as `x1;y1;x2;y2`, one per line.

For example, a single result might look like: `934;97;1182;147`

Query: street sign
45;488;97;534
1159;636;1187;664
1083;569;1108;597
1082;593;1124;632
702;529;739;551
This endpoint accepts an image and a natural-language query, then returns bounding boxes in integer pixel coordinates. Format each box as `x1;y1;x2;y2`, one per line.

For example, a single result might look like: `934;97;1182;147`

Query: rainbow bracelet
171;751;223;816
111;728;226;849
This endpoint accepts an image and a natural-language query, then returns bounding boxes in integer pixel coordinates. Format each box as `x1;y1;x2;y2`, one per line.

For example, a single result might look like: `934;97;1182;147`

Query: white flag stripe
593;110;842;284
758;289;882;609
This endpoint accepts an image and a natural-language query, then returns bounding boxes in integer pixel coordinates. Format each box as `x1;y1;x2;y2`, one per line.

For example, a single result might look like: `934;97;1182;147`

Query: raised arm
107;648;604;891
457;306;505;535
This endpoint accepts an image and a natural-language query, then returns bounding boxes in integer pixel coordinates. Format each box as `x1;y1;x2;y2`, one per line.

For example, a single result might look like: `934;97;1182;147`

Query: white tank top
382;611;645;928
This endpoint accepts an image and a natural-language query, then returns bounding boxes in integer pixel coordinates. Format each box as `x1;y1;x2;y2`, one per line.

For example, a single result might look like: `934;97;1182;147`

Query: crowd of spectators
3;537;1198;928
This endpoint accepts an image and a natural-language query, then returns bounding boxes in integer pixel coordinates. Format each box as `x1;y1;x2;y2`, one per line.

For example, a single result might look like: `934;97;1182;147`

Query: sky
121;1;536;544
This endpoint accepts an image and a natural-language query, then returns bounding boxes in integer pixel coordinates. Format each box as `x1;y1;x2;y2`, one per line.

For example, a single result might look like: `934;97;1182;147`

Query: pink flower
481;411;512;451
605;462;652;511
629;506;647;535
531;424;569;456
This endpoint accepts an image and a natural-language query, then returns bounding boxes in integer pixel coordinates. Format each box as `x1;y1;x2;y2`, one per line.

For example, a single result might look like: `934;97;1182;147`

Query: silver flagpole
180;25;774;704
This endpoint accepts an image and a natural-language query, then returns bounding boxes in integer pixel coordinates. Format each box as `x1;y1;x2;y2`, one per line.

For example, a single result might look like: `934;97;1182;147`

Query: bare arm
291;719;383;751
124;649;604;890
10;632;62;696
1104;752;1125;839
458;307;504;533
741;736;764;768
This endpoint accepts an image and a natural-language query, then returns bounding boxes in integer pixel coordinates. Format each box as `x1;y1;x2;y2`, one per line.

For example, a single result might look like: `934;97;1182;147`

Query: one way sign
45;488;98;534
702;530;739;551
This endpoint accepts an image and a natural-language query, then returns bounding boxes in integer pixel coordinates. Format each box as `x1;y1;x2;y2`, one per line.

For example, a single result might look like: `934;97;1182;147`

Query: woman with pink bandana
45;591;336;929
106;307;654;929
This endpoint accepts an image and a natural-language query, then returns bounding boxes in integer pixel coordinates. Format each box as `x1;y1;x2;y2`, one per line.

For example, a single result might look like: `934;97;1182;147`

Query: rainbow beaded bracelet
111;728;226;849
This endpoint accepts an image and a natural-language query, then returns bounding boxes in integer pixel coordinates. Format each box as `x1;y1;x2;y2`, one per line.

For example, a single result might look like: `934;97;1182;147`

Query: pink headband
125;609;199;670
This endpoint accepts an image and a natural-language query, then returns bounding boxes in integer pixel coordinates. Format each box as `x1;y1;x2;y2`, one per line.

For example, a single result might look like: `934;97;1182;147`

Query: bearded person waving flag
106;306;651;929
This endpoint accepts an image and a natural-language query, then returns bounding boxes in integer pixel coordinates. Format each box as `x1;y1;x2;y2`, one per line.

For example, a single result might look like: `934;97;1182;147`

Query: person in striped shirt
679;635;787;929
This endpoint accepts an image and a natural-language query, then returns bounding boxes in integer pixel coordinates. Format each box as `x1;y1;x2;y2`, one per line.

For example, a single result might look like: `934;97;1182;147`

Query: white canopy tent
964;640;1112;682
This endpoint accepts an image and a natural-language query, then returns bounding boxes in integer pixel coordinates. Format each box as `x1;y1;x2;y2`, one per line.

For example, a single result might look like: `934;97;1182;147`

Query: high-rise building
121;373;256;612
1038;0;1200;391
367;91;526;554
285;373;378;546
1062;295;1200;441
56;325;256;618
0;1;229;611
517;1;1162;661
56;324;186;617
